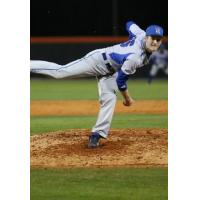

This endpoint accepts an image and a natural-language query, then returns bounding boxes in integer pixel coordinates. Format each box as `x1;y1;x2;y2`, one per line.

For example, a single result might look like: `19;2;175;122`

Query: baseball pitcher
30;21;164;148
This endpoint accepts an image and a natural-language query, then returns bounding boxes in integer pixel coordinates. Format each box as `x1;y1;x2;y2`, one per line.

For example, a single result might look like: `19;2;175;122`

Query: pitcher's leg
30;58;95;79
30;60;64;78
91;74;118;139
92;92;117;138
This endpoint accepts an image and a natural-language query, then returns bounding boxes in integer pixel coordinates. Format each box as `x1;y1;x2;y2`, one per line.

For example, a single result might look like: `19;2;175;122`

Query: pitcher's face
145;36;162;53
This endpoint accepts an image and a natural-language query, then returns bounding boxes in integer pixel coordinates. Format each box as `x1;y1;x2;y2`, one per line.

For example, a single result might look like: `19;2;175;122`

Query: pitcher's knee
53;72;65;79
52;69;66;79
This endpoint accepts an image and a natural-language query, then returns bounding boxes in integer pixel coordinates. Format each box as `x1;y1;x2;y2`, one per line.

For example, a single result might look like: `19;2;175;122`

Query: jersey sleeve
116;55;141;91
126;21;145;39
116;70;130;91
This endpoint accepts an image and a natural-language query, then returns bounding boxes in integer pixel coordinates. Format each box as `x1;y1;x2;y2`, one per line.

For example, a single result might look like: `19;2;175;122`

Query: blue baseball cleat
88;132;101;148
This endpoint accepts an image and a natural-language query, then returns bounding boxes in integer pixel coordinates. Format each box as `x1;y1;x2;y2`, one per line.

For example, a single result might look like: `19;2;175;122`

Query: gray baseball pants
30;49;118;138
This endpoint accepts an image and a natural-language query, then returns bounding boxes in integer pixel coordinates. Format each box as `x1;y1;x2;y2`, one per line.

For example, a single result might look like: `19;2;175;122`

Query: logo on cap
155;27;161;34
146;25;164;37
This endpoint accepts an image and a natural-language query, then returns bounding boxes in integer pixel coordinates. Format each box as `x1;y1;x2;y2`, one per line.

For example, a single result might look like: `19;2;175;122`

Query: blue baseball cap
146;25;164;37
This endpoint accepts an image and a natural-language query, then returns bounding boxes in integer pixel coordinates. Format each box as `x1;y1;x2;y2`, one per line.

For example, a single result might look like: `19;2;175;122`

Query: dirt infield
31;100;168;116
31;129;168;168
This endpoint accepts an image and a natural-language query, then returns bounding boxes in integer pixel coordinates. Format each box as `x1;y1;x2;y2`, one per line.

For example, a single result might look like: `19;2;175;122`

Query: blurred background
30;0;168;79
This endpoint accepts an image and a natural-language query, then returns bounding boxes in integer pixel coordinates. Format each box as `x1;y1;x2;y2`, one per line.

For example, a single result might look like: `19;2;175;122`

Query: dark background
31;0;168;78
31;0;168;36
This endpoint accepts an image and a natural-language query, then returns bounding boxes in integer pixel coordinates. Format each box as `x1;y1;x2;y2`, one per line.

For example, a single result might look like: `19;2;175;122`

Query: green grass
31;168;168;200
30;78;168;199
30;79;168;100
30;114;168;135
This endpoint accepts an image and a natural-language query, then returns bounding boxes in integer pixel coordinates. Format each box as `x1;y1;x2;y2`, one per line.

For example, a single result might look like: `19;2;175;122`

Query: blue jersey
105;21;150;91
105;21;149;75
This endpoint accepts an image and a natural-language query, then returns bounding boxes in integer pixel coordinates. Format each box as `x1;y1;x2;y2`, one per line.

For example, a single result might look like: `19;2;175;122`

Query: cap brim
146;34;163;38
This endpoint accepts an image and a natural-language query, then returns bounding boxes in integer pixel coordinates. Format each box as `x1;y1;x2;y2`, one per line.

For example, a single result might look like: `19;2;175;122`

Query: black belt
102;53;115;74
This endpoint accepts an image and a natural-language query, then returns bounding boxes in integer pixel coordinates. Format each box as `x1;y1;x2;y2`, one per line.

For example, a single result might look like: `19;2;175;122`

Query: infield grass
30;114;167;135
31;168;168;200
30;79;168;135
30;78;168;100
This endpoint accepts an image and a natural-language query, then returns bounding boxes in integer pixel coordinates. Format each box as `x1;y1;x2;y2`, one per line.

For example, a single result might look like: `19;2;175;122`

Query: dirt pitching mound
31;129;167;168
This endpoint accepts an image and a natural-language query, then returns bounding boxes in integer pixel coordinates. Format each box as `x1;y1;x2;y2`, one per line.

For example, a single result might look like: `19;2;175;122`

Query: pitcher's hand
123;97;134;106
